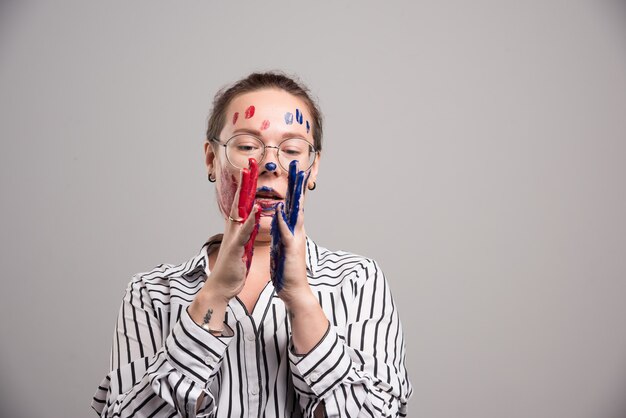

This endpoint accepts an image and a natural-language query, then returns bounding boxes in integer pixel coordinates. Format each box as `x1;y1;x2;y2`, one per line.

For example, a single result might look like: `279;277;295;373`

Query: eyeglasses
211;134;318;171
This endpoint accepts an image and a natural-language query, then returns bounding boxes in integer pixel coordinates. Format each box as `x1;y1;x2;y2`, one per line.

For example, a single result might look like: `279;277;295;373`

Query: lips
255;186;283;200
255;186;283;212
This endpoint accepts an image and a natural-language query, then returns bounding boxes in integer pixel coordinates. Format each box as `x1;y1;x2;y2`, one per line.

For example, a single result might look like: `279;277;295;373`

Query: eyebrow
232;128;308;141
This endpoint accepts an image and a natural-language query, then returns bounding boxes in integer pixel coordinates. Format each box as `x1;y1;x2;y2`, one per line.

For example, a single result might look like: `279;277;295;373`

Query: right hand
205;169;260;302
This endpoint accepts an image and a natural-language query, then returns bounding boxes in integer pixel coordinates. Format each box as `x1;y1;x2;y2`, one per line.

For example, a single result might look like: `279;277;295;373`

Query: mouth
255;186;284;213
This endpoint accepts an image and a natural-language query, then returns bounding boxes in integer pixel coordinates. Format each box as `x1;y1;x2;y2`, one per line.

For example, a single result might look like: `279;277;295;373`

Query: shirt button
310;372;319;382
246;334;256;341
250;386;259;395
204;356;213;365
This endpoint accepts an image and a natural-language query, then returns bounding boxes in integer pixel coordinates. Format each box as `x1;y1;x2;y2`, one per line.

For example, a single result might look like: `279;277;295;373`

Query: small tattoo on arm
202;308;213;326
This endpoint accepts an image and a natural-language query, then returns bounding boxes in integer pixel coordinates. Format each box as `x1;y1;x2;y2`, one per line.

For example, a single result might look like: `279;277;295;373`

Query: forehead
227;88;310;116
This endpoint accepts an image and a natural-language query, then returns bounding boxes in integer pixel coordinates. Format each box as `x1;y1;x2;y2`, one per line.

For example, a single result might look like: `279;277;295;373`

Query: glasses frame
211;134;318;172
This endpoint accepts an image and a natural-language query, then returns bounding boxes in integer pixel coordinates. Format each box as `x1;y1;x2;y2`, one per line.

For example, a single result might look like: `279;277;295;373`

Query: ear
307;152;321;189
204;141;217;177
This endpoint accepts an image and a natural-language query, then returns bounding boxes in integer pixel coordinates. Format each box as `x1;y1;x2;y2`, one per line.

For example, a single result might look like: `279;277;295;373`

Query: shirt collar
305;236;320;275
181;234;320;279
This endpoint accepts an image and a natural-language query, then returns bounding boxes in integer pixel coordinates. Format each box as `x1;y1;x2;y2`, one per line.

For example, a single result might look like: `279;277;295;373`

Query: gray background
1;1;625;417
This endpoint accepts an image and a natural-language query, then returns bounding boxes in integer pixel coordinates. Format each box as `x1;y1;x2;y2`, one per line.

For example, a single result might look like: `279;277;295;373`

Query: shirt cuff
289;324;352;398
164;307;233;385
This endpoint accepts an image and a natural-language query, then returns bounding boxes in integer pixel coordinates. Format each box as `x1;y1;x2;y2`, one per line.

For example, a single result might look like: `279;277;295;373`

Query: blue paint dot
306;120;310;133
265;162;277;171
284;112;293;125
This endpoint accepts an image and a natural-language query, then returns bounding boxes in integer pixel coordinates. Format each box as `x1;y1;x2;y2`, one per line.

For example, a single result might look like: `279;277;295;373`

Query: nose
260;145;281;174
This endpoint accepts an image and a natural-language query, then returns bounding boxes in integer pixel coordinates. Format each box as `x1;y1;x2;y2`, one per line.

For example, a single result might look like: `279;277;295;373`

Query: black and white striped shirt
92;236;412;417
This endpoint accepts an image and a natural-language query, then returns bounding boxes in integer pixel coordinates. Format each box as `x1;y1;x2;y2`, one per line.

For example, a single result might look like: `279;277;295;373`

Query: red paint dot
245;105;255;119
260;120;270;130
232;112;239;125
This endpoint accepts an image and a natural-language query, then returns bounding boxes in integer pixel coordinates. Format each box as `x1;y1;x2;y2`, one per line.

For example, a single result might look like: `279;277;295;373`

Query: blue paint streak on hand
288;170;304;233
284;160;297;226
270;207;285;292
270;160;305;292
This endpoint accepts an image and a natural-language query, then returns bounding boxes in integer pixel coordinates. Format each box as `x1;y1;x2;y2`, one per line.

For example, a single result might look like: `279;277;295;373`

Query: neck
246;239;271;280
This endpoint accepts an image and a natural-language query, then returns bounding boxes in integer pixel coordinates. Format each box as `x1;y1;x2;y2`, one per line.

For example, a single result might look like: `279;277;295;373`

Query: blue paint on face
306;120;310;133
284;112;294;125
295;109;303;124
265;162;277;171
270;160;305;292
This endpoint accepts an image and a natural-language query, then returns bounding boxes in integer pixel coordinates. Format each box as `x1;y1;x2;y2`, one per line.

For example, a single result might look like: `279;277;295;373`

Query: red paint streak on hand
260;119;270;130
238;158;259;273
232;112;239;125
244;105;255;119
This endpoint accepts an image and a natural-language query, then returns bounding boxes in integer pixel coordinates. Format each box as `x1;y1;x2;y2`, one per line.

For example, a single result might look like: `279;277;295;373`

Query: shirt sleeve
91;275;232;417
288;260;413;417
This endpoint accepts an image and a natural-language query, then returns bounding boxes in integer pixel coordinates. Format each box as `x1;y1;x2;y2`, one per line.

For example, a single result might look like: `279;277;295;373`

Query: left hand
272;161;329;358
271;162;311;306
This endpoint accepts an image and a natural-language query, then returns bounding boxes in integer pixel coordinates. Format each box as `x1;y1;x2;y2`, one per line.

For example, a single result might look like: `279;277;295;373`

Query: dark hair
206;72;323;152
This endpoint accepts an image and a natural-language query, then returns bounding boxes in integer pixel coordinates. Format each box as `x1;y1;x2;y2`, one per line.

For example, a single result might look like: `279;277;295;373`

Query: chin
254;216;274;243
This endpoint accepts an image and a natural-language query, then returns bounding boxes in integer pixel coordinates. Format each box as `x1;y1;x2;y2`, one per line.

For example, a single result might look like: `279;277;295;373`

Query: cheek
216;166;238;216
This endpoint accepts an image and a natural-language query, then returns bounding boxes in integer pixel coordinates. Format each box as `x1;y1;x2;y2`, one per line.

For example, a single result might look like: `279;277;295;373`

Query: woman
92;72;412;417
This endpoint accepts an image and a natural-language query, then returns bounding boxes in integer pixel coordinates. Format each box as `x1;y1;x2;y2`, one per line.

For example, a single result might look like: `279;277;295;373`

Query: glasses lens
225;135;264;168
278;138;316;171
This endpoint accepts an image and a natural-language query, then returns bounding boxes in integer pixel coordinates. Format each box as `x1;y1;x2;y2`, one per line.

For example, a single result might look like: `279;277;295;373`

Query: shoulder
124;244;209;305
308;238;384;289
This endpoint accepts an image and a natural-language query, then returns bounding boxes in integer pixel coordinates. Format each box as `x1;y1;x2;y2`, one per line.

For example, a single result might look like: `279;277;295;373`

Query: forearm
286;289;329;355
287;260;413;417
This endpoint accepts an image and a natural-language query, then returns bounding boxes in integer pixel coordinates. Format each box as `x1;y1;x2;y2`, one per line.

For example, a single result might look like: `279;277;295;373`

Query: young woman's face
205;88;319;241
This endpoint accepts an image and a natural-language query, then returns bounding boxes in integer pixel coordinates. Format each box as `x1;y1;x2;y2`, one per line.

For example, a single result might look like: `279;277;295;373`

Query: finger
238;166;251;219
289;170;305;231
238;203;260;245
275;202;293;238
270;207;281;249
285;160;298;217
245;158;259;215
270;208;286;292
238;158;259;219
295;172;306;231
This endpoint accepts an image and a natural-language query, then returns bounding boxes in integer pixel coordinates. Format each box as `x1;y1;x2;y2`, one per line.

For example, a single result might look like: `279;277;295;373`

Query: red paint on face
217;168;238;218
232;112;239;125
260;120;270;130
244;105;255;119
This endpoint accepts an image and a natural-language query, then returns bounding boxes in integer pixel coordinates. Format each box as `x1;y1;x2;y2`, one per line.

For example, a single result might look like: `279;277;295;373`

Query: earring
308;181;316;191
208;173;216;183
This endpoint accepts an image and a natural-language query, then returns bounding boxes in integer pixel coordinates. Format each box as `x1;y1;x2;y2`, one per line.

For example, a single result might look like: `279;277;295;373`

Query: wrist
189;284;230;328
202;275;235;305
283;288;319;315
